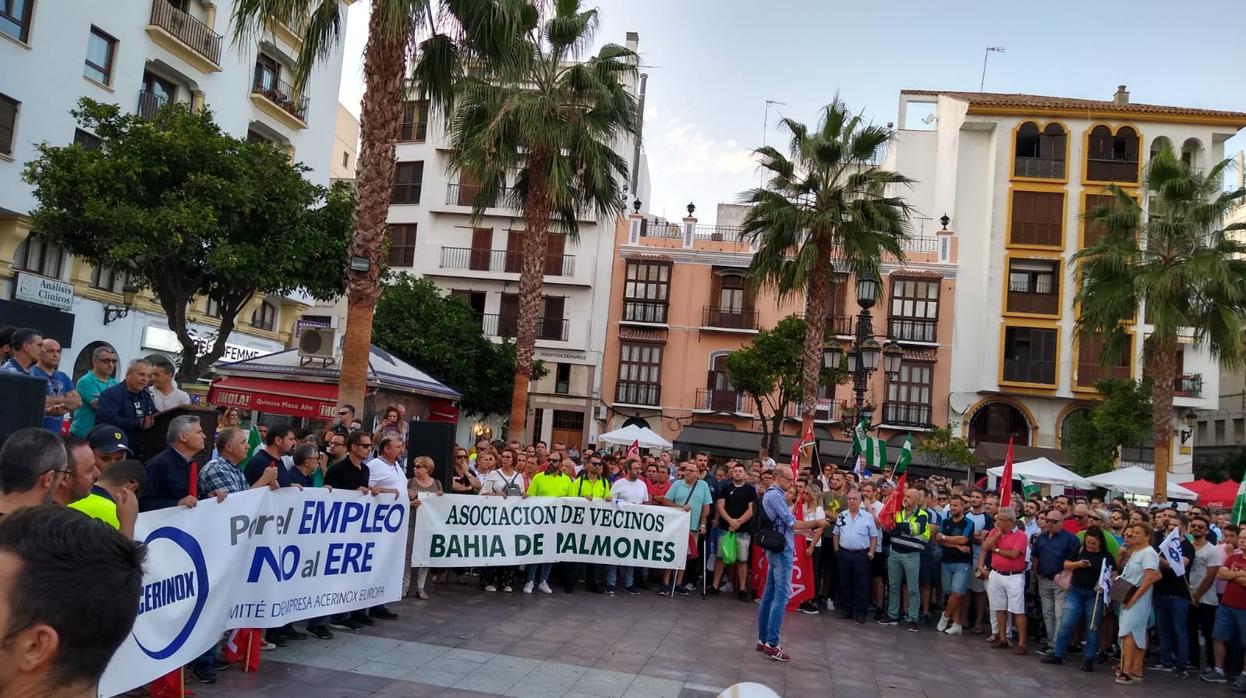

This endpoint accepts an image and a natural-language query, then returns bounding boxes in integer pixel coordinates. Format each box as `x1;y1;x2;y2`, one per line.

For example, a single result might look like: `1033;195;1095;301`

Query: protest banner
749;538;816;612
98;487;408;697
411;494;690;570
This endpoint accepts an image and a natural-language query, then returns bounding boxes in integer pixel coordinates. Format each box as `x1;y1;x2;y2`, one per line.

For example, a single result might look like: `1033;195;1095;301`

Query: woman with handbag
1041;527;1114;670
1114;521;1161;686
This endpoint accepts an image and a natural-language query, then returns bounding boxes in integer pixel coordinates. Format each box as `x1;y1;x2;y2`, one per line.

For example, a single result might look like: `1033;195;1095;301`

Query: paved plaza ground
200;577;1201;697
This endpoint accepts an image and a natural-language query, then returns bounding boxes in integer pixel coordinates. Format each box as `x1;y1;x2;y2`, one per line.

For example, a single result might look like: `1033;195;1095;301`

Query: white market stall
597;423;673;450
1085;466;1199;501
987;457;1094;490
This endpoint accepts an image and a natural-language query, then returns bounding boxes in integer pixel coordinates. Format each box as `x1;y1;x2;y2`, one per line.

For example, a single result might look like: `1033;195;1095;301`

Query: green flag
894;434;912;475
852;418;867;456
246;426;262;466
1233;477;1246;525
866;434;888;470
1020;474;1040;500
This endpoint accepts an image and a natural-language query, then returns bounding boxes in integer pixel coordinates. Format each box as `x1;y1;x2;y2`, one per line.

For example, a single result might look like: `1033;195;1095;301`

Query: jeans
1189;602;1216;670
525;563;552;585
1053;586;1102;661
837;549;870;617
887;551;921;622
1154;592;1190;670
606;565;633;589
758;547;794;646
190;639;220;678
1036;576;1067;645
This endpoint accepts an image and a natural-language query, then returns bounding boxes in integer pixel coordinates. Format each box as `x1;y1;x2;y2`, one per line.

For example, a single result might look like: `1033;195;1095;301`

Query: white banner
411;494;690;570
99;488;408;697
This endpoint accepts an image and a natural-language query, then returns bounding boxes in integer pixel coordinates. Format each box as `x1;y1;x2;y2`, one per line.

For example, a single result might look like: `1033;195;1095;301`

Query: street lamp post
821;275;903;426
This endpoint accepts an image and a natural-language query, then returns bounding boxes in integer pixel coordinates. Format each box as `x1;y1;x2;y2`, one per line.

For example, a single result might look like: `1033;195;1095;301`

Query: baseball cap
88;425;132;454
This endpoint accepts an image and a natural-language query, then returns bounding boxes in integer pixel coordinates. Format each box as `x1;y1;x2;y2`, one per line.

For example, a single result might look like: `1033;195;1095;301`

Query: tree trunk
799;238;834;437
338;13;410;412
1145;335;1178;502
507;150;553;441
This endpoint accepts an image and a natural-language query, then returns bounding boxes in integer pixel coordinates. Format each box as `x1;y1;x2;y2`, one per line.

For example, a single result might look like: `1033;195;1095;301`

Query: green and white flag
894;434;912;474
852;419;868;456
1020;474;1041;500
1233;476;1246;525
866;434;889;470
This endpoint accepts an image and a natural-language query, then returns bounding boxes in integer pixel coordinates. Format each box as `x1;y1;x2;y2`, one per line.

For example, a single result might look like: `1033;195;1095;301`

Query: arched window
251;301;277;331
13;237;64;279
1149;136;1173;161
1014;122;1066;179
1180;138;1203;170
1087;125;1139;183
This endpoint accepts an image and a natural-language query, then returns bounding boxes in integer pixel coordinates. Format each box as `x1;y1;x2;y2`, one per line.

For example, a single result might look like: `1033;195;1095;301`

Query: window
716;272;745;312
449;289;486;318
888;276;939;342
616;343;662;406
399;100;428;142
0;93;17;156
386;224;417;267
84;27;117;85
1;0;33;43
1075;336;1130;389
1082;194;1114;247
341;151;349;169
1087;126;1140;184
254;54;280;92
1013;122;1066;179
622;261;670;323
90;266;129;293
554;363;571;395
251;301;277;331
884;361;933;427
1006;259;1059;315
205;297;223;318
391;161;423;204
1002;326;1057;385
1009;190;1064;247
541;296;566;341
73;128;101;149
13;237;63;278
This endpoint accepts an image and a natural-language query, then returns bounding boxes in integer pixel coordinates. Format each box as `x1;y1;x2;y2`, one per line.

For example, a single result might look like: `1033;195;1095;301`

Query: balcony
621;300;668;325
1174;373;1203;398
481;313;569;342
446;183;515;209
137;90;169;121
692;224;744;242
784;399;844;424
827;314;856;337
147;0;222;73
251;75;308;129
1006;289;1059;316
1087;157;1139;184
702;306;759;332
615;381;660;407
881;402;933;429
901;235;939;253
1075;360;1131;390
887;317;936;344
1002;358;1055;386
1013;156;1065;180
439;247;575;277
695;388;747;414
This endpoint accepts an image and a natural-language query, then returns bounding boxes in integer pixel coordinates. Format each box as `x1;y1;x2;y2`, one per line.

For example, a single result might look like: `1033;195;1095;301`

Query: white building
387;32;649;448
0;0;348;383
886;87;1246;477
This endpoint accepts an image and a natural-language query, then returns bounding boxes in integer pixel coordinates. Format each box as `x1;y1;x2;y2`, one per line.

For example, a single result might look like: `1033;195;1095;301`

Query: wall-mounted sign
141;326;267;363
14;272;74;311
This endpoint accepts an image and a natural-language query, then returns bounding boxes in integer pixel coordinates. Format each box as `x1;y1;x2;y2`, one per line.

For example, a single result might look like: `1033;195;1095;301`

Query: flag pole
1089;589;1101;631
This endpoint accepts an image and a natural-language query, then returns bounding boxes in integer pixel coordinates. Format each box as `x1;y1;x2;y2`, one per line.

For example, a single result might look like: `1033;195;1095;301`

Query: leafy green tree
1197;449;1244;483
738;98;913;437
1060;379;1152;476
371;274;543;418
915;426;978;475
1075;145;1246;499
22;99;352;381
725;315;842;455
447;0;639;440
229;0;527;411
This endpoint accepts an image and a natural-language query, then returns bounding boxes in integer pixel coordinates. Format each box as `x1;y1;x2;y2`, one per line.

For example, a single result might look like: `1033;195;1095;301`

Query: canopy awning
1086;466;1199;500
1179;479;1240;508
987;457;1093;489
599;424;673;449
207;376;338;420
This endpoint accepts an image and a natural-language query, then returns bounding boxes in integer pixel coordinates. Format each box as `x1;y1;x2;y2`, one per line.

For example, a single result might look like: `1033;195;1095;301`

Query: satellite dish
948;392;976;414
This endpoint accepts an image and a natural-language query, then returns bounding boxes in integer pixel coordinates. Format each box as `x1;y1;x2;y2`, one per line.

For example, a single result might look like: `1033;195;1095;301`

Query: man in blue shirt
832;489;879;623
1032;511;1079;653
659;461;713;596
30;339;80;432
756;464;822;662
96;359;157;457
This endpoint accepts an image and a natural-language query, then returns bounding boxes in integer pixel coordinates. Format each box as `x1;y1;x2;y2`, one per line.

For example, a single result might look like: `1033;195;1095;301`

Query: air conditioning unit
298;328;337;359
594;405;607;421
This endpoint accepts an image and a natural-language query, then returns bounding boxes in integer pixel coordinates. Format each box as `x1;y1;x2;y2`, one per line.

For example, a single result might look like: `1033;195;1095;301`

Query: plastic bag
720;530;738;565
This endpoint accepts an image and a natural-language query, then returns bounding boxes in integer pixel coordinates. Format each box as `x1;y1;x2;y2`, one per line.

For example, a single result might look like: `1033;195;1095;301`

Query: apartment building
598;202;959;459
0;0;348;382
890;87;1246;476
385;32;650;448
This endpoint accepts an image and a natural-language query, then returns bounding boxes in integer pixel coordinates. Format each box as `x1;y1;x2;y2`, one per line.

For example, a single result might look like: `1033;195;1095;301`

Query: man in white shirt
148;362;190;412
365;434;407;620
606;459;649;596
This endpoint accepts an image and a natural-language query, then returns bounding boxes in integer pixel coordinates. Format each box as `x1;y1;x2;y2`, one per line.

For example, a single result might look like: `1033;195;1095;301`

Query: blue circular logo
134;526;209;660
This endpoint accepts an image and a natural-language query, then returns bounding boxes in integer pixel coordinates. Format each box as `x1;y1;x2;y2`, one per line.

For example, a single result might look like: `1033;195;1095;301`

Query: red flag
877;472;907;532
792;424;815;469
750;537;816;612
188;460;198;499
626;439;640;460
998;437;1015;509
223;628;262;672
148;669;189;698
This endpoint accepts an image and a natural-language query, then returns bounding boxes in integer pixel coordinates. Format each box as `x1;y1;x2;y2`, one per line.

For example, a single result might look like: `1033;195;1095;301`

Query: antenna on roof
979;46;1006;92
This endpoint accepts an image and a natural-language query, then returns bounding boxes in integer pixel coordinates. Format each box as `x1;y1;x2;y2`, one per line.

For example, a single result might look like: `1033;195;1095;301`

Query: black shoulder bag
755;496;787;553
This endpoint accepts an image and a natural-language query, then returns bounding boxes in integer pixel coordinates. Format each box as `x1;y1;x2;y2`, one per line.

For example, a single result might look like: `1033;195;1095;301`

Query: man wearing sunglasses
1033;511;1077;655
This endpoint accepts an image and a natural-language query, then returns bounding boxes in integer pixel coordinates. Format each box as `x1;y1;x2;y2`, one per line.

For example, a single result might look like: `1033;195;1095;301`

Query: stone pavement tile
408;656;487;683
438;688;506;698
374;640;453;666
451;670;525;695
620;675;683;698
508;672;579;698
443;647;498;664
637;657;692;682
677;688;721;698
348;659;418;680
499;637;564;661
876;674;924;692
373;678;449;697
298;652;371;672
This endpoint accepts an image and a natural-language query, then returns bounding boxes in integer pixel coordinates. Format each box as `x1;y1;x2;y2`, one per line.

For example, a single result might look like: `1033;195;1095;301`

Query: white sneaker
502;585;513;593
936;614;950;632
721;582;734;592
522;581;534;594
484;584;497;592
826;599;835;611
944;623;963;636
416;589;429;600
538;581;552;594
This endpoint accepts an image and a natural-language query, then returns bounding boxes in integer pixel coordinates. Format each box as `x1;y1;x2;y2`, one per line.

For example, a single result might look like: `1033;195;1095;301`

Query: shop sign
14;272;74;311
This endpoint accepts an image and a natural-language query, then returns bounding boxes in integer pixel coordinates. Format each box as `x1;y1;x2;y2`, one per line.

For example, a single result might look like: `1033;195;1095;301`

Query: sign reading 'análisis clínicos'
98;488;408;697
411;494;690;570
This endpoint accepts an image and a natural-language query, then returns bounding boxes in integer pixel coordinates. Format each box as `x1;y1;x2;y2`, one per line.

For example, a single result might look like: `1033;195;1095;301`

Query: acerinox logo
134;526;209;660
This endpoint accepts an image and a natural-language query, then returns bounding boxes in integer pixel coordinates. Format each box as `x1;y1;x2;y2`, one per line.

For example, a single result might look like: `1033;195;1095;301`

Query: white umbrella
1085;466;1199;500
987;457;1094;489
597;424;672;449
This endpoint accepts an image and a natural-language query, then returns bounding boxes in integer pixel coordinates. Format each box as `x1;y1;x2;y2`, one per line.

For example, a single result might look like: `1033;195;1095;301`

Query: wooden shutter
0;96;17;156
541;296;565;340
505;230;524;273
469;228;492;271
498;293;519;336
544;234;565;276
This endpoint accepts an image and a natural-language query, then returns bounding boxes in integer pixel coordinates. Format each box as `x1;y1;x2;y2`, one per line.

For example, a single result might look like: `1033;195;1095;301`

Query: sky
338;0;1246;225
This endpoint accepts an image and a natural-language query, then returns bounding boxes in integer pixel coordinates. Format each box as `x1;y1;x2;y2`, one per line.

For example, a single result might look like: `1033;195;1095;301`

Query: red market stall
1180;479;1240;508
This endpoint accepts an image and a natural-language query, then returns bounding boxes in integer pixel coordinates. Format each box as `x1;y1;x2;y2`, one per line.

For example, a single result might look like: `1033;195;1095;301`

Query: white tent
987;457;1094;489
597;424;672;450
1085;466;1199;500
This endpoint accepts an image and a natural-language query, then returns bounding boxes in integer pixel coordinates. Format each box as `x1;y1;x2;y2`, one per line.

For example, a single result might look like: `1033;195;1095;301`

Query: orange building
598;203;960;460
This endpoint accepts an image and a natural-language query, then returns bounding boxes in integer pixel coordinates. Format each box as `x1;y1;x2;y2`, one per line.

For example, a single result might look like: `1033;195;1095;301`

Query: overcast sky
338;0;1246;224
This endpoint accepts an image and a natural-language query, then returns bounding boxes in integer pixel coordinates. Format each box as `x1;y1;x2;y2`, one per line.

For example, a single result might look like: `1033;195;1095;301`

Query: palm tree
446;0;638;441
1075;145;1246;501
229;0;525;411
738;99;913;437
